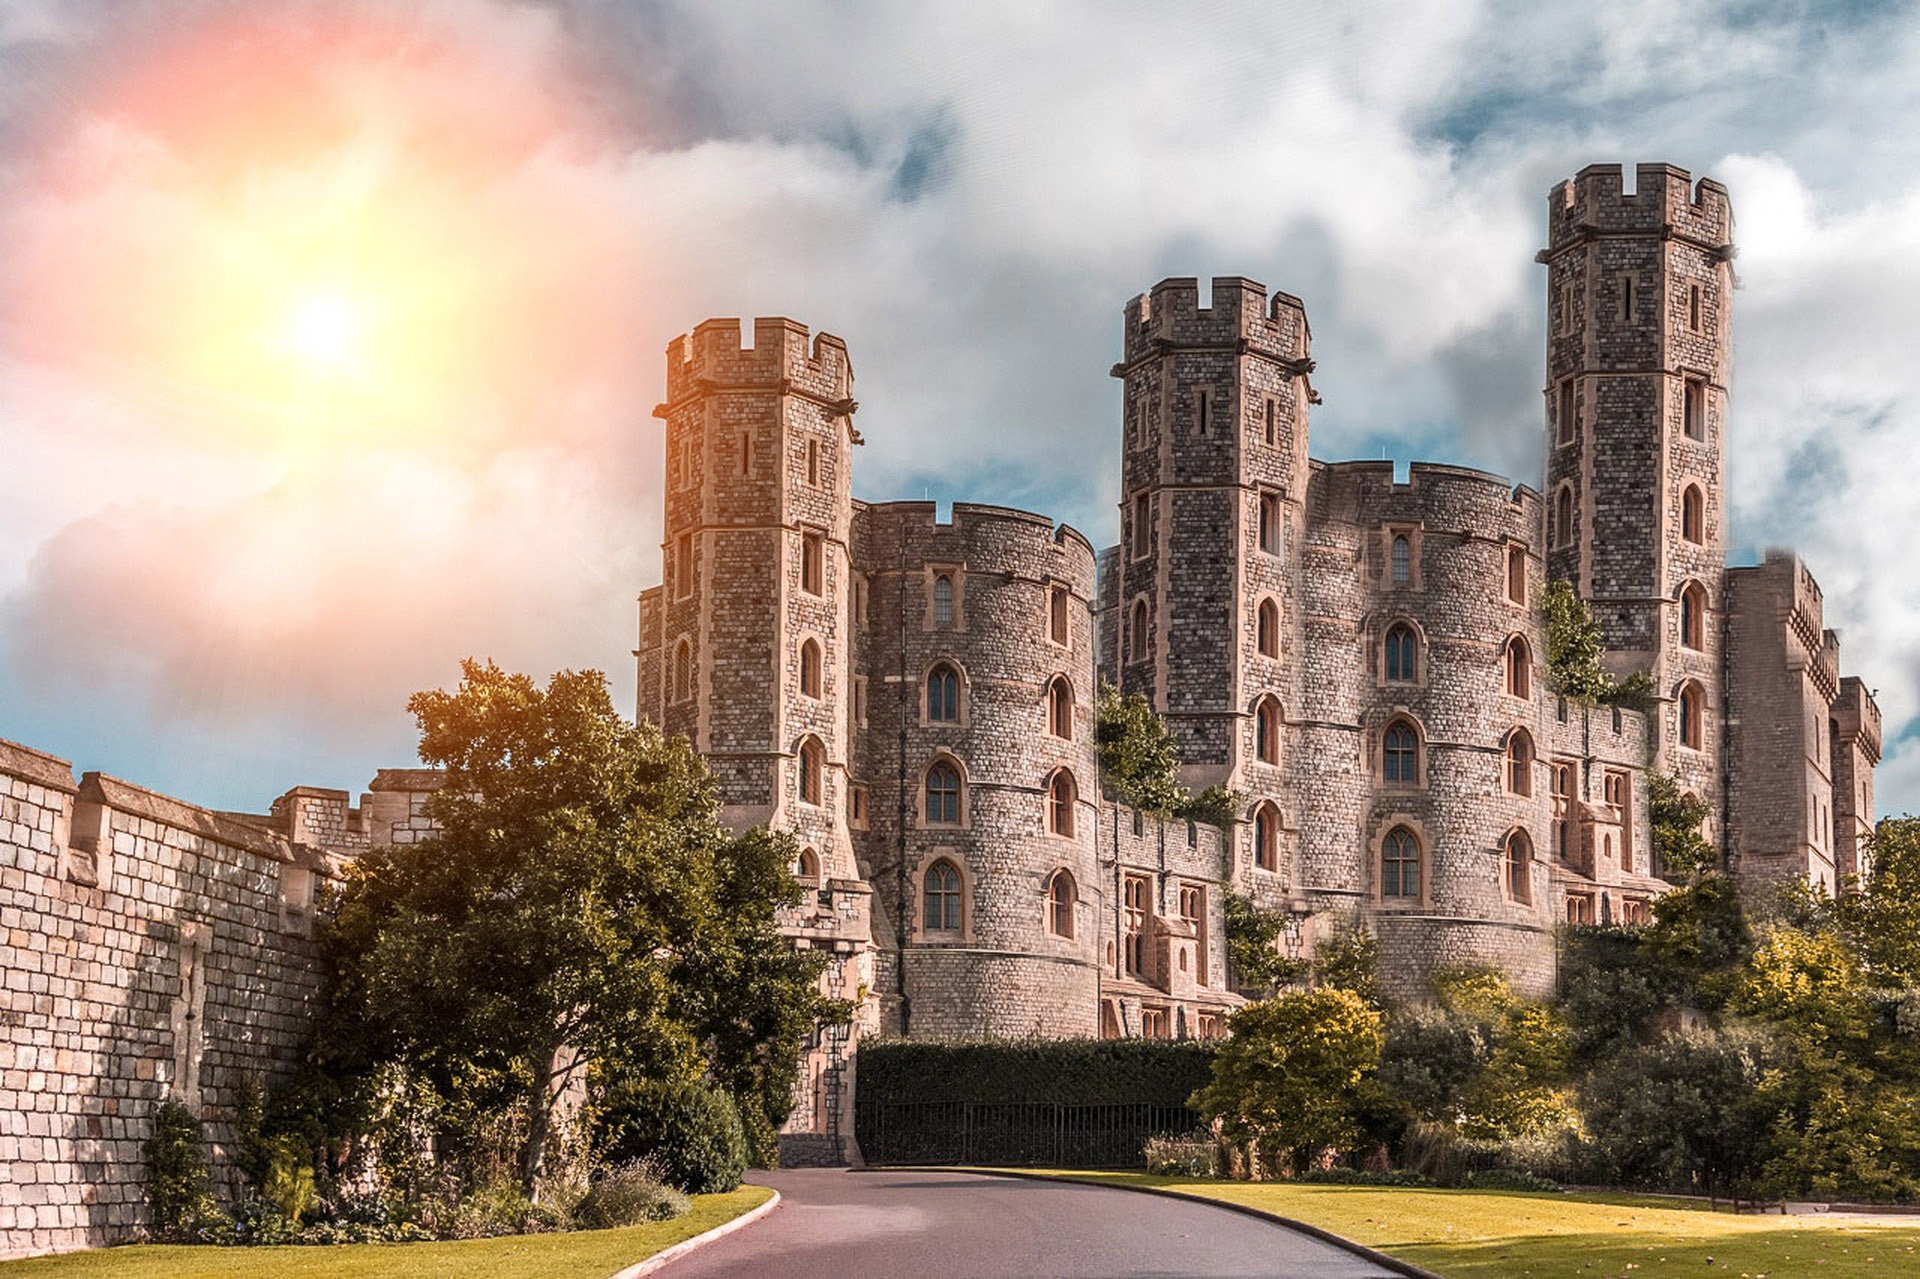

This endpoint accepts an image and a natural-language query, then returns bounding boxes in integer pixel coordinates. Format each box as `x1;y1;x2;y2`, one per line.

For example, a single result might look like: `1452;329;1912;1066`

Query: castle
632;162;1883;1151
0;163;1889;1251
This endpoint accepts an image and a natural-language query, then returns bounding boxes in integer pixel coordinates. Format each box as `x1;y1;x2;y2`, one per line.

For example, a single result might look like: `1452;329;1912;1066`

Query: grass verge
0;1186;773;1279
1024;1171;1920;1278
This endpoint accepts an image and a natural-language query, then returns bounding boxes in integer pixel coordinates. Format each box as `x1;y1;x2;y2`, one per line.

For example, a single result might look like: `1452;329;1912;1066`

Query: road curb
867;1167;1439;1279
607;1187;781;1279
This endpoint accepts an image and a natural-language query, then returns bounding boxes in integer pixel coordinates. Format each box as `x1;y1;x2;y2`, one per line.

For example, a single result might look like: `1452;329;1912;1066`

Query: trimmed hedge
857;1038;1217;1107
855;1039;1218;1168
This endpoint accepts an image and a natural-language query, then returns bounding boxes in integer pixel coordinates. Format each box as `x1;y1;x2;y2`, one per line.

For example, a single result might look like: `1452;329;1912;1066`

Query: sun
282;290;366;372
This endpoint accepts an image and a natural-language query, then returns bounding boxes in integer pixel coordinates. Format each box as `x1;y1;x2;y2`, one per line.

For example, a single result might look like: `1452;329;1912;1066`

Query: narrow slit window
1684;379;1706;440
801;532;824;596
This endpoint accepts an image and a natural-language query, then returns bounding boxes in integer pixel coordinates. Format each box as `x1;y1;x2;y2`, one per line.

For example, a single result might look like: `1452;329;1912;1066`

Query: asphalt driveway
662;1168;1404;1278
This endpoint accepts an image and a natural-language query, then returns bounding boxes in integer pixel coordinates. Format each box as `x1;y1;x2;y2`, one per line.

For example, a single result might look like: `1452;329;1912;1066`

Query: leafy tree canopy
1095;682;1186;813
320;660;840;1195
1648;773;1717;881
1190;988;1384;1174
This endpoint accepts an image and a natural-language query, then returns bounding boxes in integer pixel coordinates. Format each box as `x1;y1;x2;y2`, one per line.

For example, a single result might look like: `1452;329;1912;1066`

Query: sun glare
284;292;365;371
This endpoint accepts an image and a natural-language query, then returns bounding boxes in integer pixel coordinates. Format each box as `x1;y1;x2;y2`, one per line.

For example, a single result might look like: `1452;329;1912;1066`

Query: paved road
664;1168;1403;1278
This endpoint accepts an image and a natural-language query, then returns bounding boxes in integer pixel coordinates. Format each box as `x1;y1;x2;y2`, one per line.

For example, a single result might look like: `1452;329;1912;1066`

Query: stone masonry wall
852;501;1101;1039
0;740;331;1259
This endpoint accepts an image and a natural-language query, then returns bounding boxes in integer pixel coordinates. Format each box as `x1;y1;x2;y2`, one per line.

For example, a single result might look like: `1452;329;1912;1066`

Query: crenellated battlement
661;316;854;408
1311;458;1542;536
857;500;1099;580
1834;676;1884;761
1119;275;1311;368
1547;162;1733;253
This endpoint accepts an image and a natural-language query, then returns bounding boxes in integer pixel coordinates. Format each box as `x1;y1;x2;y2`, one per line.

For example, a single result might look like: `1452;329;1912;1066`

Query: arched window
1382;827;1421;899
927;663;961;723
1130;598;1149;660
795;847;820;882
1254;804;1280;871
1505;830;1534;904
800;639;822;698
1385;623;1419;684
1505;636;1531;700
1254;697;1281;764
672;639;692;704
924;860;962;933
1682;485;1705;544
933;573;954;625
798;737;824;806
1047;677;1074;740
1383;719;1420;786
1390;534;1412;585
1047;870;1076;938
1555;485;1574;548
1678;683;1704;751
1506;545;1527;605
1506;729;1534;797
1680;582;1706;651
925;760;962;825
1048;770;1077;837
1257;599;1280;658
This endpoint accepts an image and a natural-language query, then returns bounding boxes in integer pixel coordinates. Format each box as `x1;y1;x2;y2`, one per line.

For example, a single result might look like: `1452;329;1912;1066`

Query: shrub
228;1199;301;1246
144;1098;223;1242
1143;1133;1218;1178
262;1134;317;1223
1462;1168;1561;1192
575;1159;691;1229
597;1080;748;1194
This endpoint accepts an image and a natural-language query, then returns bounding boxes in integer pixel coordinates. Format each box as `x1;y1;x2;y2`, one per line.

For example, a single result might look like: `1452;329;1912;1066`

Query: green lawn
1035;1172;1920;1278
0;1187;772;1279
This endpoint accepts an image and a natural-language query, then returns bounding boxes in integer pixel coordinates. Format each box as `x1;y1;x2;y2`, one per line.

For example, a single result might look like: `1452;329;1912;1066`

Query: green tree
1838;817;1920;984
1313;924;1383;1010
1648;773;1717;881
1095;682;1186;813
1580;1026;1780;1201
1190;988;1384;1174
1379;968;1570;1141
1222;890;1302;996
1640;873;1752;1007
1541;580;1614;704
321;660;839;1197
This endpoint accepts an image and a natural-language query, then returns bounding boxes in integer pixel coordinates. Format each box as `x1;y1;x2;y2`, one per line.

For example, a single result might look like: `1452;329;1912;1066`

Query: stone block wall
1725;551;1846;898
0;740;332;1259
1295;462;1568;999
852;501;1102;1040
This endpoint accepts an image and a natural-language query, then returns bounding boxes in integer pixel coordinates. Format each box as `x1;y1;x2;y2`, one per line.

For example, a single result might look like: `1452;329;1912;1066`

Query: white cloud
5;0;1920;816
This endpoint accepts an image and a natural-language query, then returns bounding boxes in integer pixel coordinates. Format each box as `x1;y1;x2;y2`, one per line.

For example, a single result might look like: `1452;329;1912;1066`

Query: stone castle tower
639;319;875;1162
635;161;1883;1087
1542;164;1734;815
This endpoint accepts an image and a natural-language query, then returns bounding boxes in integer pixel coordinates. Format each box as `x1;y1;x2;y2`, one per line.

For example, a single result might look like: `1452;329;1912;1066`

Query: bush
1462;1168;1561;1192
575;1159;692;1229
145;1098;224;1242
597;1080;748;1194
262;1134;317;1223
1143;1133;1218;1177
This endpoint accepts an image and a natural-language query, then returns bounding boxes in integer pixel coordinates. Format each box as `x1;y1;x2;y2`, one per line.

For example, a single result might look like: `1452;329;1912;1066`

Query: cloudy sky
3;0;1920;815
